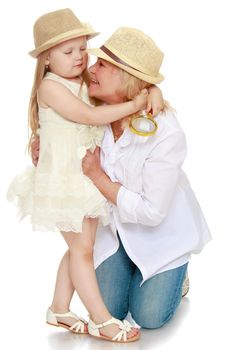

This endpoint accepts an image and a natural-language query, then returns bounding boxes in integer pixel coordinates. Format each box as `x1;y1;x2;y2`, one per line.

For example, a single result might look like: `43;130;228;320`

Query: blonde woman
81;28;211;330
7;9;164;343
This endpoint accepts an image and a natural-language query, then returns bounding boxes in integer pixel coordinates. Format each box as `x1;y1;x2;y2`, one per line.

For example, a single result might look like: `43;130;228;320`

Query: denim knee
107;304;129;321
129;263;188;329
131;297;181;329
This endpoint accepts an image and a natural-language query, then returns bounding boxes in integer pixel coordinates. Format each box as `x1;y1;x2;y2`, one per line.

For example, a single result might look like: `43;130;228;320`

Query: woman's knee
129;264;187;329
107;303;128;320
131;304;179;329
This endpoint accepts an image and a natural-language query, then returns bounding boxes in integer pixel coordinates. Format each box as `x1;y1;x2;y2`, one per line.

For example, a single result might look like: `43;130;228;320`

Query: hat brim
87;47;164;84
29;29;100;58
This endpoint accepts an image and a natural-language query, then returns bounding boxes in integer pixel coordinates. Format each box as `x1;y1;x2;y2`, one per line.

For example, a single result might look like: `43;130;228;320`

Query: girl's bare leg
49;250;81;328
61;218;138;339
50;250;73;313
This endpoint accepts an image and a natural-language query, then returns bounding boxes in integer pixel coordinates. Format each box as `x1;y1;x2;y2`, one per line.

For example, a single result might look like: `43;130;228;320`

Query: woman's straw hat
87;27;164;84
29;8;99;58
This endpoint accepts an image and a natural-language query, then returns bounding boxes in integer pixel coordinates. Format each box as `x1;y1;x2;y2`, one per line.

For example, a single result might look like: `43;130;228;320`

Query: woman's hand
147;85;164;115
82;147;104;182
82;146;121;204
31;137;40;166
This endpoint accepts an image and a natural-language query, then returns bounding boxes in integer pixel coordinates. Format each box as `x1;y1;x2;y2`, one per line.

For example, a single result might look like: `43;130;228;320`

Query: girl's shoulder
39;73;82;97
38;78;64;99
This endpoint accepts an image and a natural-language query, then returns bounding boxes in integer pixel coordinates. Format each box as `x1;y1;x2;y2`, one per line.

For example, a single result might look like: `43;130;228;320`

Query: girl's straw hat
29;8;99;58
87;27;164;84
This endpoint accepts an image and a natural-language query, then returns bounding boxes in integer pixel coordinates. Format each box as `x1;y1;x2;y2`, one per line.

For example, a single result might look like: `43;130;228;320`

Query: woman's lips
90;78;99;84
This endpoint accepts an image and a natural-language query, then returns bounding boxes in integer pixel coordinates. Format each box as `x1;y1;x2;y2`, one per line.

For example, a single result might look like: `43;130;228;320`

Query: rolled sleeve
117;185;166;225
116;130;187;226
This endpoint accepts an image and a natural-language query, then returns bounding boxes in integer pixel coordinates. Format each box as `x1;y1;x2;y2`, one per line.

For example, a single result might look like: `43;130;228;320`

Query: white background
1;0;235;349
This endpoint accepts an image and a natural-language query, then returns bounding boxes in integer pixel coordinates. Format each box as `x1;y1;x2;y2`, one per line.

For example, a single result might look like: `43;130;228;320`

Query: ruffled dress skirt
7;116;109;233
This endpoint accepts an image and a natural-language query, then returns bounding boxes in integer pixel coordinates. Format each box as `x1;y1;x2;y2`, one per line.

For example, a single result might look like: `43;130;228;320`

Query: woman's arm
82;147;121;204
38;79;147;126
82;130;187;227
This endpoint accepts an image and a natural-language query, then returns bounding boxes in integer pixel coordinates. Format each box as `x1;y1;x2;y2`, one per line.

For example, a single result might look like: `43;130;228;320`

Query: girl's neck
66;75;82;84
48;71;82;84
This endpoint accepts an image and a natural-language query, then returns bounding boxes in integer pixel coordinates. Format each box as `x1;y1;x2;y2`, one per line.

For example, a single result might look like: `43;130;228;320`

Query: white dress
7;72;109;232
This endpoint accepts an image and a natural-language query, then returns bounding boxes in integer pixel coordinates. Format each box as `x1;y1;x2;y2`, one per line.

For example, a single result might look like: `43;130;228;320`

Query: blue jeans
95;236;188;329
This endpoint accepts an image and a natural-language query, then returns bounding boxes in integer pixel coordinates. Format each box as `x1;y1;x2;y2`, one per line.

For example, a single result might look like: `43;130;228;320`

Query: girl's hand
31;137;40;166
82;147;104;182
133;88;148;111
147;85;164;116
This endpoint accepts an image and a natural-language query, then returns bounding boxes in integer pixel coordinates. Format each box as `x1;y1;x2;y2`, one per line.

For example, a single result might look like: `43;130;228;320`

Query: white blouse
93;109;211;285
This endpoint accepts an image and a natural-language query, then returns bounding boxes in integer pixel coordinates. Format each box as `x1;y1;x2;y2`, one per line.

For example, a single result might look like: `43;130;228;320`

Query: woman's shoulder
157;108;185;135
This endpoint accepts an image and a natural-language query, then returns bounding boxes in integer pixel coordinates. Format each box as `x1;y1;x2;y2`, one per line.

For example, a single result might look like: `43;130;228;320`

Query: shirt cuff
117;185;139;223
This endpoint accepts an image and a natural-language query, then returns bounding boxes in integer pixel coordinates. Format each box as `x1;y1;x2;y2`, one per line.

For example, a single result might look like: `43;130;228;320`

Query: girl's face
46;36;88;79
88;59;124;104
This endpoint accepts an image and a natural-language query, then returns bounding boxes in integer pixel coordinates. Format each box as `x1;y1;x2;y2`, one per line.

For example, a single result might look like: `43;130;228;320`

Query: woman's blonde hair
27;51;90;153
119;70;150;101
118;70;171;128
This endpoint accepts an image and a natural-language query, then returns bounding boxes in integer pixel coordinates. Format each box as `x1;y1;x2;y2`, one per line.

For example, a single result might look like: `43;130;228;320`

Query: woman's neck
100;97;127;141
111;120;125;142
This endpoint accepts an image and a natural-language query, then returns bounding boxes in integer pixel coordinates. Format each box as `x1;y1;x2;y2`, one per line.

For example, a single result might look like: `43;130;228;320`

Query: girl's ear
45;53;50;66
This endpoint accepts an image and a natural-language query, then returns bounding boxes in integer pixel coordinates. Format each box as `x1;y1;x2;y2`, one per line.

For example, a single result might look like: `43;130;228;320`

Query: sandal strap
49;309;88;323
49;309;88;325
46;307;88;333
70;319;87;333
112;320;133;341
91;317;124;329
54;311;88;331
89;317;133;342
51;310;79;319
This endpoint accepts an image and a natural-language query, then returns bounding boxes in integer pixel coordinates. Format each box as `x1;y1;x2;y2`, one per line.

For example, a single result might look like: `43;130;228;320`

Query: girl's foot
88;317;140;342
46;308;88;334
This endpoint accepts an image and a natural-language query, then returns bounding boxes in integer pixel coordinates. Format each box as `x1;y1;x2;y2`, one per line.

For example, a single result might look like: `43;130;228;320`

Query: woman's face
88;59;124;104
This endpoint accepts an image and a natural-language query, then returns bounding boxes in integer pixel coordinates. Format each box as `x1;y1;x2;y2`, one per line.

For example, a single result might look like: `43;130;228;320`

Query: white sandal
88;317;140;342
46;308;88;334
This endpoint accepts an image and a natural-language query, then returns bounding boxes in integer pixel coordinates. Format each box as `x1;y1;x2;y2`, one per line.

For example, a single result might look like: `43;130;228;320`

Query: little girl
7;9;162;343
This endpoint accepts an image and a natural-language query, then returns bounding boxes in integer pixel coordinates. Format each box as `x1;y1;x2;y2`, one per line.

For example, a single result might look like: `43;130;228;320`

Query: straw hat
29;8;99;58
87;27;164;84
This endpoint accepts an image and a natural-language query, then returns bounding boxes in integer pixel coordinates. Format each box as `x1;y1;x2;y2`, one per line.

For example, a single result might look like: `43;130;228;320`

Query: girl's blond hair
27;51;90;153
